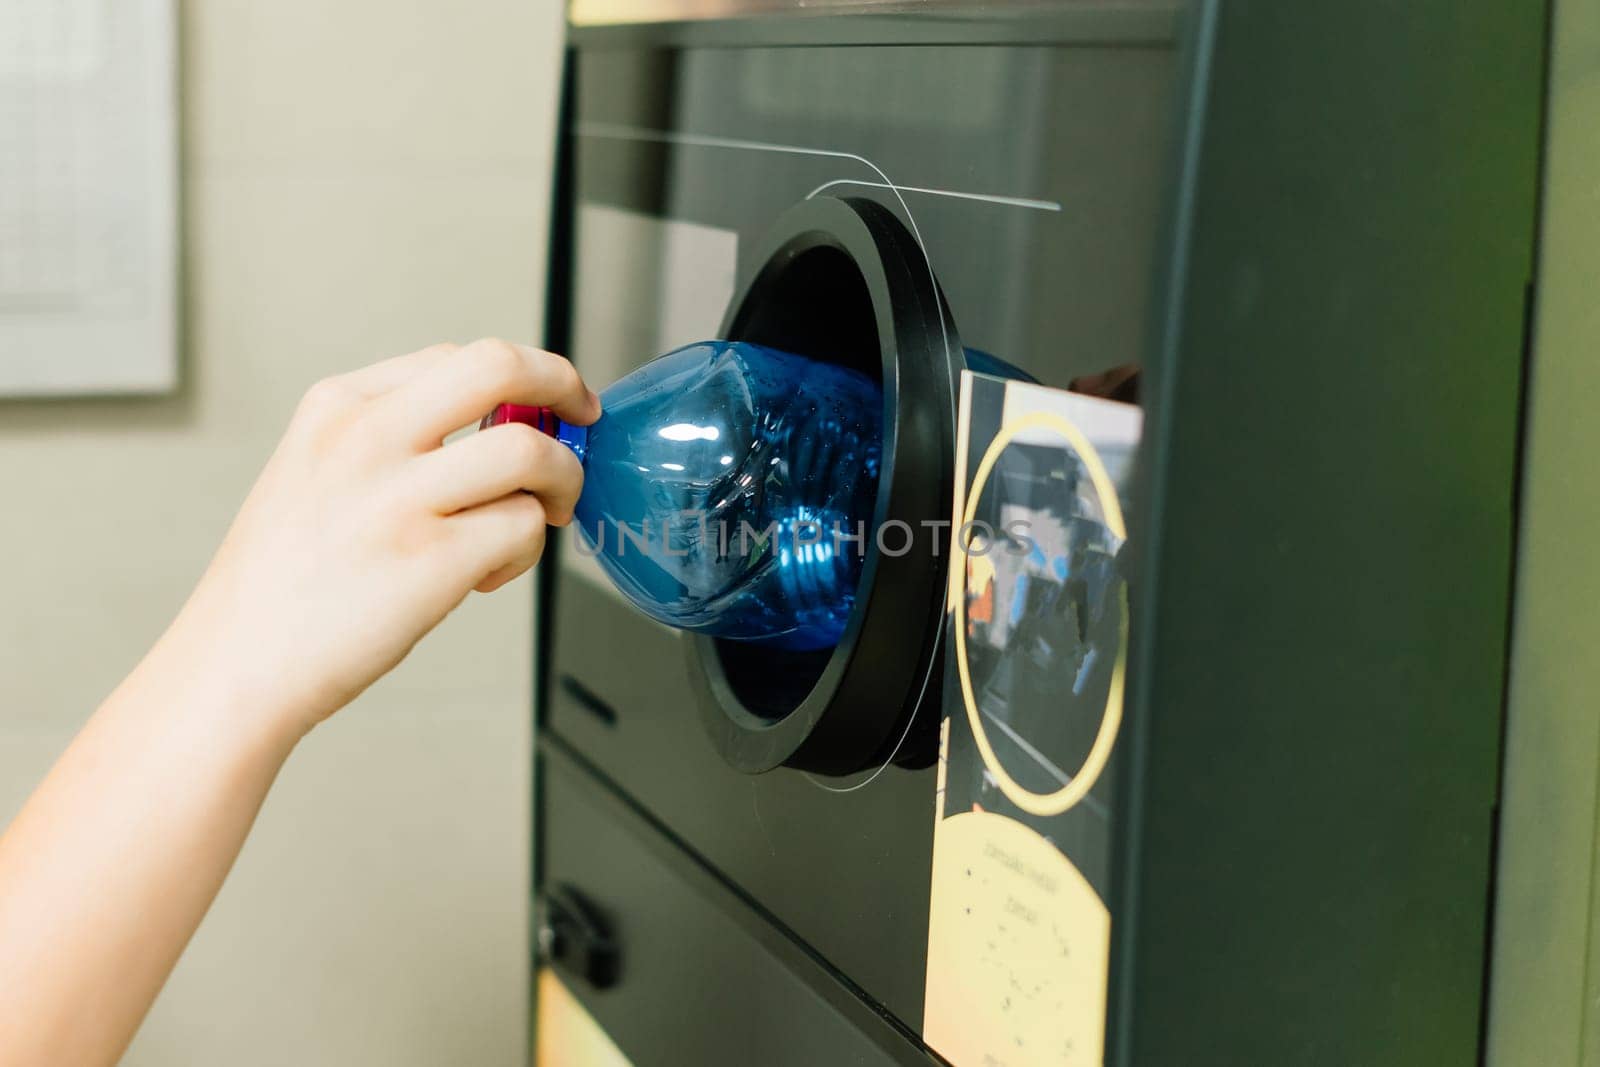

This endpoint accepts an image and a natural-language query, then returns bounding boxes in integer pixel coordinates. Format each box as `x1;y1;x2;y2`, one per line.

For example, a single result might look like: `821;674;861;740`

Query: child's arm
0;339;598;1067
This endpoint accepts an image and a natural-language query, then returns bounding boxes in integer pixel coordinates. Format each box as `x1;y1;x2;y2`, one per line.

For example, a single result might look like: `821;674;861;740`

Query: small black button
541;884;620;990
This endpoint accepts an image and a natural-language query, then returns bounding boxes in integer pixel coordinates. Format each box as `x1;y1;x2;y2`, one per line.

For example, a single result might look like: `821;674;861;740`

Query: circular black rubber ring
686;196;961;776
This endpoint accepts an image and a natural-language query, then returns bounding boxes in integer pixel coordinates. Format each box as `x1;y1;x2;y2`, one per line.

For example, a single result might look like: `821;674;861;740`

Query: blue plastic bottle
484;341;883;652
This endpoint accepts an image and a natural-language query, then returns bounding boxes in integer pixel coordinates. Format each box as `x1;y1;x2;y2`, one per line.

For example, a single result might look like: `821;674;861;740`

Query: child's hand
0;341;599;1063
171;339;600;738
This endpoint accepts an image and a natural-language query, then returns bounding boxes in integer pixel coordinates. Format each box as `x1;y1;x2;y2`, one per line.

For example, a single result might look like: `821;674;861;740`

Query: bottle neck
479;404;590;464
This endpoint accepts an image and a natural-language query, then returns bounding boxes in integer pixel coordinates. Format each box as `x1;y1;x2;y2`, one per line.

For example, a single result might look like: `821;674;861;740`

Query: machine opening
714;243;882;723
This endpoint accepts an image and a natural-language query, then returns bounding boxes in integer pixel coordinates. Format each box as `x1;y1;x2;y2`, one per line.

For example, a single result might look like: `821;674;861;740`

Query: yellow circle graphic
952;410;1129;817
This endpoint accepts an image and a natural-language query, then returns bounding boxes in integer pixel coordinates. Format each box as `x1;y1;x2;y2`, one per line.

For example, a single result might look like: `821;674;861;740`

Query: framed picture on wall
0;0;178;396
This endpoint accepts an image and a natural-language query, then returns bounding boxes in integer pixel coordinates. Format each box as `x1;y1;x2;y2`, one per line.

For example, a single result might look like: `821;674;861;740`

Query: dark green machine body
534;2;1552;1063
1116;2;1545;1062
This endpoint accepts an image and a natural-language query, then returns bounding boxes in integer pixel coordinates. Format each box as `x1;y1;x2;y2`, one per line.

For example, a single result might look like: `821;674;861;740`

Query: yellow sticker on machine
925;810;1111;1065
535;968;634;1067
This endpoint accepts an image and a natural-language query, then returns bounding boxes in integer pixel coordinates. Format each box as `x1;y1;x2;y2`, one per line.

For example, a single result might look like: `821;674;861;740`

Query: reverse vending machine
530;1;1555;1064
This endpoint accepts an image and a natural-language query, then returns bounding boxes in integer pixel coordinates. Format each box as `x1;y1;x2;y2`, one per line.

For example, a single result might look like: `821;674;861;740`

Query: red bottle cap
479;404;560;436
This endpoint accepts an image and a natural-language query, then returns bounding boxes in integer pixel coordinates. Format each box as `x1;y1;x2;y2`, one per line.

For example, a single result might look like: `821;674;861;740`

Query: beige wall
0;1;562;1062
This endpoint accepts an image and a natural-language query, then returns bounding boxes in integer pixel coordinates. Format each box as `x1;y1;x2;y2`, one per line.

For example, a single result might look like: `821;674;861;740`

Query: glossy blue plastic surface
555;341;882;652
